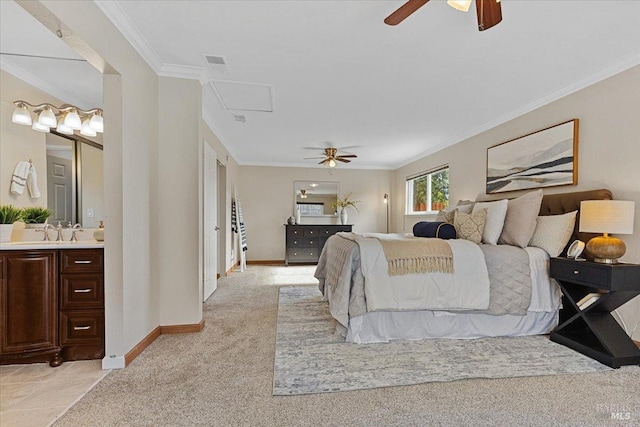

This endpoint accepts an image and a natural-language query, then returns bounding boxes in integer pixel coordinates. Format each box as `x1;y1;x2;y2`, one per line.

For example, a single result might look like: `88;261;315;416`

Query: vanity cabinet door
0;251;59;363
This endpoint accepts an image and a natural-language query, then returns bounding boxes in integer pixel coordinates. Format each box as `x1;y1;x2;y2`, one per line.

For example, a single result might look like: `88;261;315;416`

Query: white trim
393;53;640;170
101;355;125;369
159;63;207;84
94;0;164;74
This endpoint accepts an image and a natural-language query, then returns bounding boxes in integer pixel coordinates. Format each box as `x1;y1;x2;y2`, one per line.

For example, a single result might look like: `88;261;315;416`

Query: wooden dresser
285;224;352;265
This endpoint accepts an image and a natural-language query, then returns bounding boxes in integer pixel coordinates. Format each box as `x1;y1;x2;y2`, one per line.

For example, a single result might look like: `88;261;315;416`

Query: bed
315;189;612;343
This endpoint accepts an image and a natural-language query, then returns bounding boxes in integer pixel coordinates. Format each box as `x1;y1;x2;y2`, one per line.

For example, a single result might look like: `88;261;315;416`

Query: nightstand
549;257;640;368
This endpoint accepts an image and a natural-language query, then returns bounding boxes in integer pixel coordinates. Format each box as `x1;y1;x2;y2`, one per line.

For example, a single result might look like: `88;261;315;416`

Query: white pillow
472;199;508;245
528;211;577;257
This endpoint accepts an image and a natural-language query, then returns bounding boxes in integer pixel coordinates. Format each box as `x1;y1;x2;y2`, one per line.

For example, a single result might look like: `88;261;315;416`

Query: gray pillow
498;189;543;248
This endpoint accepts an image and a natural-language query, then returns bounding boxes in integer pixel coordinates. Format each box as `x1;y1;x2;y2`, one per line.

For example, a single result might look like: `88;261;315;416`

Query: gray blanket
315;234;532;329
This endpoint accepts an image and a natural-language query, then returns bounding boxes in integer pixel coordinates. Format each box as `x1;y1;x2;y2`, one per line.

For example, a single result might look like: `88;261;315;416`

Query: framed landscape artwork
486;119;579;194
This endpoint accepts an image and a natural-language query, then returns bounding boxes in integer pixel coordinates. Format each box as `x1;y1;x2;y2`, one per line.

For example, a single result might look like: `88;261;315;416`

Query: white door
203;142;217;302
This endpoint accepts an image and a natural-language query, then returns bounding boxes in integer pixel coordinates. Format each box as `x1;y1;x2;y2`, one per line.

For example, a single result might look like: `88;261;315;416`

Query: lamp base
585;235;626;264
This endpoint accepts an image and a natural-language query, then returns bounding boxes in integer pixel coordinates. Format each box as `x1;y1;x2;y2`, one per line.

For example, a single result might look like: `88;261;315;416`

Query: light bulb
12;103;32;125
32;121;50;133
89;112;104;133
38;106;57;128
56;118;74;135
80;118;97;137
328;159;336;168
64;109;82;130
447;0;472;12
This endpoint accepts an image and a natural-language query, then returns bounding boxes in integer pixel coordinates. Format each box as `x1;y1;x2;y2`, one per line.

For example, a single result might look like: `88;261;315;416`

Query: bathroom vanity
0;242;104;367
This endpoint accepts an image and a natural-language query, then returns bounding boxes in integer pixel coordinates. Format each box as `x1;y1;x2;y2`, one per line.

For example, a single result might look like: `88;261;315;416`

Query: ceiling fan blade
476;0;502;31
384;0;430;26
337;158;351;163
336;154;358;159
304;156;327;160
318;159;329;165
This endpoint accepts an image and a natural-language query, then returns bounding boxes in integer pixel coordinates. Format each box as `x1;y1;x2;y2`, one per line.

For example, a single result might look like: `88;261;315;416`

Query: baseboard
160;319;205;334
124;326;161;367
247;260;285;265
224;262;238;276
123;320;205;367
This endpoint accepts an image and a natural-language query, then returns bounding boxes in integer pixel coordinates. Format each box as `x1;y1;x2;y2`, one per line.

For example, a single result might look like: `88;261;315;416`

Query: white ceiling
3;1;640;170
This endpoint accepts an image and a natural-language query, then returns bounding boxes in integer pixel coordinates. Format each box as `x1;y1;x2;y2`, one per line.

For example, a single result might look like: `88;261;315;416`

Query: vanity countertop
0;241;104;251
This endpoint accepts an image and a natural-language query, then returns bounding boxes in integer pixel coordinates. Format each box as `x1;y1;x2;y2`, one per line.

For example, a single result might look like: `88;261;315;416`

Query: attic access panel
211;80;273;112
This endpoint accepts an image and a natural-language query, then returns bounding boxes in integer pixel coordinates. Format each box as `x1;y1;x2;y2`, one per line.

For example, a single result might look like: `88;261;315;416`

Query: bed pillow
528;211;578;257
436;200;475;224
498;189;544;248
472;199;508;245
413;221;457;239
435;209;455;224
454;208;487;244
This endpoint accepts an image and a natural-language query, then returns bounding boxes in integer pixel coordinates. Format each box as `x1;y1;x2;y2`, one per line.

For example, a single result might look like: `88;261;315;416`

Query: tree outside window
406;167;449;214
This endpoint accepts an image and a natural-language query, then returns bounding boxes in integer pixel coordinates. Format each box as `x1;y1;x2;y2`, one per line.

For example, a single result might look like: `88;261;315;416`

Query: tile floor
0;360;109;427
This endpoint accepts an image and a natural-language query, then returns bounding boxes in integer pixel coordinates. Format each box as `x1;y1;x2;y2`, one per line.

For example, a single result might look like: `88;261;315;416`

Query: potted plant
0;205;22;243
21;206;52;228
332;193;360;225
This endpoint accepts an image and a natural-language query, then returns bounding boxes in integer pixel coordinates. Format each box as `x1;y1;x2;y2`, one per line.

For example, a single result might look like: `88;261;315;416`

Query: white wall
394;65;640;340
238;166;392;261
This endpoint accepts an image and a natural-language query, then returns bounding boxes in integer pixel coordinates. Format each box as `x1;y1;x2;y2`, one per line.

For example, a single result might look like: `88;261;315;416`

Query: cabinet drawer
60;274;104;309
303;227;319;237
550;260;611;288
287;238;318;248
59;310;104;346
286;226;304;237
60;249;103;273
287;248;318;262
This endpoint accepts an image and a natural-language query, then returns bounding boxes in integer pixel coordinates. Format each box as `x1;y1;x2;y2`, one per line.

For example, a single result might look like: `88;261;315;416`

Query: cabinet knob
574;270;579;275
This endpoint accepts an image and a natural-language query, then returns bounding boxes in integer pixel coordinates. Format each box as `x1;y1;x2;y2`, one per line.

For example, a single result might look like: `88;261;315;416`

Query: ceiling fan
304;148;358;168
384;0;502;31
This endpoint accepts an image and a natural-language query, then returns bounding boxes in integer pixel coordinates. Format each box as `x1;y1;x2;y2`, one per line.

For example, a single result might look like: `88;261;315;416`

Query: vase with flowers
332;193;360;225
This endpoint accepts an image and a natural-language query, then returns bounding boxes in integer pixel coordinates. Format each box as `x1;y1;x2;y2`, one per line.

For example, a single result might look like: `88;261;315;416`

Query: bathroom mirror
46;132;103;227
294;181;339;217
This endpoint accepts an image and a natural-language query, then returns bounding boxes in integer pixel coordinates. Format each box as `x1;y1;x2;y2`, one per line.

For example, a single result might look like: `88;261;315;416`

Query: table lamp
579;200;635;264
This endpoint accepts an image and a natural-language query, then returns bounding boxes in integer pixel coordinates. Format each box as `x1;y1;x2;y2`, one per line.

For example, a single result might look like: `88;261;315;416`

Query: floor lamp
384;194;389;233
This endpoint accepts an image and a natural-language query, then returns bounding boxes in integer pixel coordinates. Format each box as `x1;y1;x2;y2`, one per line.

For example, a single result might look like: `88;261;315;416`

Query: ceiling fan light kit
304;147;358;168
386;0;502;31
11;100;104;137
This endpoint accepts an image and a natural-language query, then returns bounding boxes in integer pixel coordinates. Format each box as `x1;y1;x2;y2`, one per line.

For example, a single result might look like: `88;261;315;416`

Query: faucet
70;224;84;242
36;223;54;241
55;222;64;241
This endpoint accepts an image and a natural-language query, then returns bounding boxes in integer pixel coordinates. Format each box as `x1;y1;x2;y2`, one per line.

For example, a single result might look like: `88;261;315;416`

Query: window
406;166;449;214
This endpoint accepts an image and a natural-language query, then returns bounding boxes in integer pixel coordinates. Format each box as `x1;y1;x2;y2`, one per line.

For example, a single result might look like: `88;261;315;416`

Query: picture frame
486;119;579;194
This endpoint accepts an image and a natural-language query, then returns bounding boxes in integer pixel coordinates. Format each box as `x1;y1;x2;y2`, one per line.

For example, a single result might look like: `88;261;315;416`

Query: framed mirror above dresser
294;181;339;217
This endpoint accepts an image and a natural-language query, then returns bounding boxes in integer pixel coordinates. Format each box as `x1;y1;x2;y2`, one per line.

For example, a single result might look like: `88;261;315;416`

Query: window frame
405;166;449;215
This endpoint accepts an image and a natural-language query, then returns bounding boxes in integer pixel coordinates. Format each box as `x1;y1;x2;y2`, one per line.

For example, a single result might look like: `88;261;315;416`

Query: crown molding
0;58;89;109
94;0;163;74
393;53;640;170
159;63;207;84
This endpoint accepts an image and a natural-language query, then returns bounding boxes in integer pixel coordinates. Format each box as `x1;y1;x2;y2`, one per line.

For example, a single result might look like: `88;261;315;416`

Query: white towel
10;161;41;199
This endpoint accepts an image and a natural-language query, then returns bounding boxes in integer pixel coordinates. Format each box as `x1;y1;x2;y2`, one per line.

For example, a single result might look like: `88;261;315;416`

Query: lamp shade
56;118;74;135
89;112;104;133
64;109;82;130
12;103;32;125
579;200;635;234
447;0;472;12
38;107;57;128
80;118;97;137
32;121;50;133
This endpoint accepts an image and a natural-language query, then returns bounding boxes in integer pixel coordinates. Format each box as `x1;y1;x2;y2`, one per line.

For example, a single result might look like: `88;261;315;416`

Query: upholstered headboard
539;188;613;255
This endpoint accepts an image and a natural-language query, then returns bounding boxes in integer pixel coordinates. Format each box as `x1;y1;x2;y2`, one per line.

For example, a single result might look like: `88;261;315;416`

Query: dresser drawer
286;226;305;238
303;227;319;238
59;309;104;346
60;274;104;310
60;249;103;273
287;247;318;262
550;259;611;289
287;238;318;248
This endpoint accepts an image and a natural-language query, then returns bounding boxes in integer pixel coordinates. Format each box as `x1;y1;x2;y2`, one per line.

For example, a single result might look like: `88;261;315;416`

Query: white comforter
339;233;490;312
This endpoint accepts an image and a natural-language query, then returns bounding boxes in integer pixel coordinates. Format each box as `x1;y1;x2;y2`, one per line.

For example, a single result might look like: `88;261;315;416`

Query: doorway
203;141;217;302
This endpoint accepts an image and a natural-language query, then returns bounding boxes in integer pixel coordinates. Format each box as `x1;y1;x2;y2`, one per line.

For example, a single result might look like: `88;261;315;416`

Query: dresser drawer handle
74;260;92;264
573;270;580;275
73;289;92;293
73;326;91;331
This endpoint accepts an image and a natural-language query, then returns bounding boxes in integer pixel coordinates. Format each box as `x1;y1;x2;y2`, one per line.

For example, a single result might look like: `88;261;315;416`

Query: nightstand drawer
550;260;611;288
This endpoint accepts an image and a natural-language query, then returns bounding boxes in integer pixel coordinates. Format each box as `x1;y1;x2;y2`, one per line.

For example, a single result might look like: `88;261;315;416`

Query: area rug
273;286;612;395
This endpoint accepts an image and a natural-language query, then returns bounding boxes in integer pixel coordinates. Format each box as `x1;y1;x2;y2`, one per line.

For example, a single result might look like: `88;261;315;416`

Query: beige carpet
56;265;640;426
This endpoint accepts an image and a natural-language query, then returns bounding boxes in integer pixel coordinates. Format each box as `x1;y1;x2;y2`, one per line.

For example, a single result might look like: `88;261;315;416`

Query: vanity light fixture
11;100;104;136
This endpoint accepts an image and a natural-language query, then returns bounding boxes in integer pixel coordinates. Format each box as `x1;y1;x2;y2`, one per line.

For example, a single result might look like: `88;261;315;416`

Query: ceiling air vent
233;114;246;123
204;54;229;72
